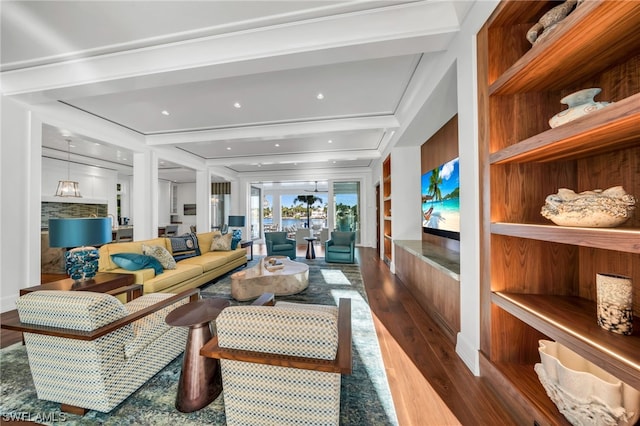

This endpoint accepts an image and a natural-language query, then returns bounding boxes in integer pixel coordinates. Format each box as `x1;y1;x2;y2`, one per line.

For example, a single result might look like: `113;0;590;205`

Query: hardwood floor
0;243;516;425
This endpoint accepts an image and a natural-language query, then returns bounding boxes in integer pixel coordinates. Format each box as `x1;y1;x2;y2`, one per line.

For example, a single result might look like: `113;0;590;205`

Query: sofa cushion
269;233;286;245
196;231;219;254
179;249;245;272
142;264;203;293
331;232;353;246
211;233;233;251
142;244;176;270
327;245;352;253
111;253;163;275
273;243;293;251
169;233;201;261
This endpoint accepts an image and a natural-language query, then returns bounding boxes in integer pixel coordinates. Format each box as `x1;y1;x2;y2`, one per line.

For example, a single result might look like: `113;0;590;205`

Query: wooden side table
304;237;317;259
20;273;140;302
240;240;253;261
165;298;230;412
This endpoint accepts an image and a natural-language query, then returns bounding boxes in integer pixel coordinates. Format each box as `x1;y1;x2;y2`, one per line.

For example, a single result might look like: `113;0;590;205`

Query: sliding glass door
333;181;360;244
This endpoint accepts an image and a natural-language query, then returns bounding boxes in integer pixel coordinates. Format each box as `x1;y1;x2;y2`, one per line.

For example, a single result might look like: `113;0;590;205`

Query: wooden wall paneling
490;162;577;224
577;146;640;228
478;20;493;357
420;115;458;174
490;235;578;296
395;245;460;342
578;247;640;316
490;304;546;364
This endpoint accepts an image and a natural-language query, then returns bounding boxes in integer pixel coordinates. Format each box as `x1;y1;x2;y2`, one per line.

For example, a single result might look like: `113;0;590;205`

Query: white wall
176;182;196;235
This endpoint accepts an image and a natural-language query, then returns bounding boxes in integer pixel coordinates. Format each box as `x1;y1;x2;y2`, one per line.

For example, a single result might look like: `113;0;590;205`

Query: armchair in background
201;298;352;426
6;288;199;414
264;232;296;259
325;231;356;264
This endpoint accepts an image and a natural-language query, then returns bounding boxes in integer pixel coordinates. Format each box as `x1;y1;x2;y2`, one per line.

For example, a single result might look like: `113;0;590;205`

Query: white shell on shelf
535;340;640;426
540;186;636;227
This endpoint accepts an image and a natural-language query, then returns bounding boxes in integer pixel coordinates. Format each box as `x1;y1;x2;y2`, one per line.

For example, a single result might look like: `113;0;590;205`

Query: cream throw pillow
142;244;177;269
210;232;233;251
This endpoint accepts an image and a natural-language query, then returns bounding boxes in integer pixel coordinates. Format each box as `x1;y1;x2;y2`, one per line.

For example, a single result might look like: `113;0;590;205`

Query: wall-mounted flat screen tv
421;157;460;240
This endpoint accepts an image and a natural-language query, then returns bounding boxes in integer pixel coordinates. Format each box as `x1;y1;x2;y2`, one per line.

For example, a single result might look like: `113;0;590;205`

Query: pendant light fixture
55;139;82;197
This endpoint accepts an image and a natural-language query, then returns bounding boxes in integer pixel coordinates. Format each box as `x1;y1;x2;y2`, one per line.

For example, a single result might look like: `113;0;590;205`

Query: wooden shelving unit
478;1;640;424
382;155;392;264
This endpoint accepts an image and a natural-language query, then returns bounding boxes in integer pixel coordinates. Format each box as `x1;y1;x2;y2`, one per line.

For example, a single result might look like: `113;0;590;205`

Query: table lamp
49;217;112;281
228;215;245;240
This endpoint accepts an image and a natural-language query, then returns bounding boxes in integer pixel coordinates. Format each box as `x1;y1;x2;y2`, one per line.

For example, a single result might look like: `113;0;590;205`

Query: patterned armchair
264;231;296;259
8;289;198;414
200;298;352;426
325;231;356;263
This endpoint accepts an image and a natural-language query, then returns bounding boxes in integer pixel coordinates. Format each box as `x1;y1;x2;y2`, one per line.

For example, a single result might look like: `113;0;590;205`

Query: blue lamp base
65;247;99;281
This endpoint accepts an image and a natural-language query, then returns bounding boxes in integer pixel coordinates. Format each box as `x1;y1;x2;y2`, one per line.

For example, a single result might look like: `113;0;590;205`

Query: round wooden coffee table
165;297;230;412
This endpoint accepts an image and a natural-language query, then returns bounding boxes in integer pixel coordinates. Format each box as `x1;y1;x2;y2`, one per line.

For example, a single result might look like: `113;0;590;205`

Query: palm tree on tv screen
428;167;443;203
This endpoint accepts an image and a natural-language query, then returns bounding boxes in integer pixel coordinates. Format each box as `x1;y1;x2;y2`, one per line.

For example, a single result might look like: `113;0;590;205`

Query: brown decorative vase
596;273;633;335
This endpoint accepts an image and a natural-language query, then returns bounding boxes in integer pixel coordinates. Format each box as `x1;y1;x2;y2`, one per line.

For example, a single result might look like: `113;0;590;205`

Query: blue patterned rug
1;256;398;425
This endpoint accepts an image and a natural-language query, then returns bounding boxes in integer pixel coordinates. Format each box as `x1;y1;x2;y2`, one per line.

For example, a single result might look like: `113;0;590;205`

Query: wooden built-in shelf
493;292;640;390
491;223;640;254
489;1;640;95
486;361;572;426
479;1;640;423
489;93;640;164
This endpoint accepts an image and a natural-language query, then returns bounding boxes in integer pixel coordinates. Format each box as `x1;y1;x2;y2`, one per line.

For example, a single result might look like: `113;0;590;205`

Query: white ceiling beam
1;1;459;100
205;149;380;167
146;116;399;145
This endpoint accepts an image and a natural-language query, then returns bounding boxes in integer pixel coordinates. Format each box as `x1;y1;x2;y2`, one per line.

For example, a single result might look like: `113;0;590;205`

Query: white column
132;151;158;240
0;98;42;312
196;170;210;233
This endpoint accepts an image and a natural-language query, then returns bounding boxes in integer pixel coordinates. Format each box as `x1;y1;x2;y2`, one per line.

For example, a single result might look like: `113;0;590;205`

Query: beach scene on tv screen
421;158;460;233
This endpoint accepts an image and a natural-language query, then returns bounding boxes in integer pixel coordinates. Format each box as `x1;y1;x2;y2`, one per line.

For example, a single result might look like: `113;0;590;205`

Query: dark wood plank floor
0;243;516;425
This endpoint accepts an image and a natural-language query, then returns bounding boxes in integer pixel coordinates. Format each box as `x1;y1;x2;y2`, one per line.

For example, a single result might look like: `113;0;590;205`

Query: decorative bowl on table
534;340;640;426
540;186;636;227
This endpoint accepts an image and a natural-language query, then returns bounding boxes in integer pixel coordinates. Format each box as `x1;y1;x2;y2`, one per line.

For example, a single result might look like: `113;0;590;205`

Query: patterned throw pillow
142;244;176;270
169;233;201;261
210;232;233;251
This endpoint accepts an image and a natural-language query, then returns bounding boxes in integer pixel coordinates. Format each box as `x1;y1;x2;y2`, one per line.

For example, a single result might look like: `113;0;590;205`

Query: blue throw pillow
169;233;201;261
111;253;163;275
231;237;241;250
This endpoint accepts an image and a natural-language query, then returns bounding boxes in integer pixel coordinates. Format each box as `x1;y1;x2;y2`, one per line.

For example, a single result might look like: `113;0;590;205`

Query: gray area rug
1;256;398;425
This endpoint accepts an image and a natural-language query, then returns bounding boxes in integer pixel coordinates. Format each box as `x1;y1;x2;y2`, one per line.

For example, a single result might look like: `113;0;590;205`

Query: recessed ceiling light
161;110;170;116
226;147;232;150
94;142;100;146
233;102;242;109
328;139;333;144
257;164;262;168
274;143;280;147
316;93;325;100
332;161;337;164
69;144;76;148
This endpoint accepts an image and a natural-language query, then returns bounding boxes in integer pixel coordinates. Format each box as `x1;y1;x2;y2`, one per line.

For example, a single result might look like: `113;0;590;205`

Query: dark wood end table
304;237;317;259
165;297;230;412
20;273;140;302
239;240;253;261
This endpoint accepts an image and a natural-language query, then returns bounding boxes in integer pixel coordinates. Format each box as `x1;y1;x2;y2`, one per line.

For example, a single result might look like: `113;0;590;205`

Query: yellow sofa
98;231;247;294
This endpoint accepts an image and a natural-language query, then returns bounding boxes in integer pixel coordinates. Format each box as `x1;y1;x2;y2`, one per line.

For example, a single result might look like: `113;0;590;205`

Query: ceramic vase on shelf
549;88;610;128
596;273;633;335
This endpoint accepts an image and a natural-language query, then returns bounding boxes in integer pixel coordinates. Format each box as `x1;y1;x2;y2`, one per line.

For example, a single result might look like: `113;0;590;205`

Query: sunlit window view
334;181;360;244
